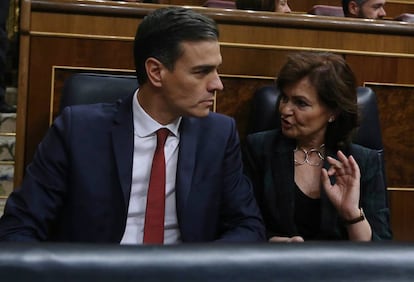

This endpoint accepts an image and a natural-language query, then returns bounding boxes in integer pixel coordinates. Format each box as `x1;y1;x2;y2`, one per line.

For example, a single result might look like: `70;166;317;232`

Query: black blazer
244;129;392;241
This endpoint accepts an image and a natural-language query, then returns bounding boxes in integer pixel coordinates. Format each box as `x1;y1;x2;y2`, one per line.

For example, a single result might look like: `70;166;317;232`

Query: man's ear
348;1;360;16
145;57;163;87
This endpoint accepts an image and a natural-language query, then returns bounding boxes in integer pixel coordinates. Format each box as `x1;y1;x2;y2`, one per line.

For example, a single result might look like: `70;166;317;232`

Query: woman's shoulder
348;143;382;177
348;143;379;160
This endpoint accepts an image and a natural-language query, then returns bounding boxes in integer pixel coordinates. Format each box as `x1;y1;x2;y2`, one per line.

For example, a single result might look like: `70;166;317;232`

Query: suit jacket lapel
175;117;197;218
111;95;134;206
319;148;340;237
269;136;298;235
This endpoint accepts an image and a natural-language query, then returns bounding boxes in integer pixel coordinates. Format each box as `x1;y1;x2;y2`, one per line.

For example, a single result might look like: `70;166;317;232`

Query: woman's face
278;77;334;147
275;0;291;13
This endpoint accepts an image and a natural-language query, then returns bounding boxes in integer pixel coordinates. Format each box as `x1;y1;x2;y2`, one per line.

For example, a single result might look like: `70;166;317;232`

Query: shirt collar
133;89;181;138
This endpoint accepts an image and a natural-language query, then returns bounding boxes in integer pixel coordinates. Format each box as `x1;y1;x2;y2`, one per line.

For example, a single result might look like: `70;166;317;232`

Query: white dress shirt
120;90;181;244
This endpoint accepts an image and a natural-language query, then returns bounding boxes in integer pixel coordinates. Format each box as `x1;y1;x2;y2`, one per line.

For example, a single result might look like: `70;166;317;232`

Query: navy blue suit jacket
0;94;265;242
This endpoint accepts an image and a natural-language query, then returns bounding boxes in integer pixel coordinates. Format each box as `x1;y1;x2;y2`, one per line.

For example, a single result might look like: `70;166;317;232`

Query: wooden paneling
16;0;414;240
368;84;414;188
389;190;414;241
386;1;414;17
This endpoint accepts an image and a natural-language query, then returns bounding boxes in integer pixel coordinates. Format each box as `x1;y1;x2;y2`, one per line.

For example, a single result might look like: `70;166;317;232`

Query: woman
244;52;392;242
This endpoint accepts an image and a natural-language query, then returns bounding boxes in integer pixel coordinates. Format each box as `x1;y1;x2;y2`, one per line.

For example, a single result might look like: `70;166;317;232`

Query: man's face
159;40;223;120
357;0;386;19
275;0;291;13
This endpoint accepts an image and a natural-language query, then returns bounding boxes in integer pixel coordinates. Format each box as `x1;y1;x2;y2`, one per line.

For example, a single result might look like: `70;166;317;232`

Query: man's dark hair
342;0;368;16
134;7;219;85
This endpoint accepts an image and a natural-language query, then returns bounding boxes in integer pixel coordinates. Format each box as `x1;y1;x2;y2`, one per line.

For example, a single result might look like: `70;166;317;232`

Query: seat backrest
247;85;383;151
60;73;138;112
308;5;344;17
203;0;236;9
394;13;414;23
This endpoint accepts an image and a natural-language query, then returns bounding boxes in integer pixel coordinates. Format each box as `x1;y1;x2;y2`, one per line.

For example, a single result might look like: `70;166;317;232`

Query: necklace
294;144;325;166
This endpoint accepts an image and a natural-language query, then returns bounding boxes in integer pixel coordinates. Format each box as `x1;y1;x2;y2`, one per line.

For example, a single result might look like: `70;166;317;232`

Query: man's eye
194;68;211;75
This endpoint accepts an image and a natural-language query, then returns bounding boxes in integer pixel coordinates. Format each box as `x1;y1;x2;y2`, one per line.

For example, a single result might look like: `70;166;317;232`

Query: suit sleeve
215;119;266;242
358;148;392;240
242;133;266;208
0;107;72;241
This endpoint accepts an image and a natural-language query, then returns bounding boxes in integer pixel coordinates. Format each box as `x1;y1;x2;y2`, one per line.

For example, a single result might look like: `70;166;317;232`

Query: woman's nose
279;101;292;116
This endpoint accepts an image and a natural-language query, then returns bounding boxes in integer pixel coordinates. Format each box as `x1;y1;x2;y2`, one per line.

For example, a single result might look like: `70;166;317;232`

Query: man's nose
379;8;386;17
210;72;223;92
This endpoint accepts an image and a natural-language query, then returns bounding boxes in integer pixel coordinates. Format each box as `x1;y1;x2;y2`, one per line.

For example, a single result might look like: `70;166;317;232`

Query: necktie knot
156;128;170;149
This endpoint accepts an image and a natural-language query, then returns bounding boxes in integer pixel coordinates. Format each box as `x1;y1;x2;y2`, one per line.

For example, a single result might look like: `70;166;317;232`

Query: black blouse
294;183;321;240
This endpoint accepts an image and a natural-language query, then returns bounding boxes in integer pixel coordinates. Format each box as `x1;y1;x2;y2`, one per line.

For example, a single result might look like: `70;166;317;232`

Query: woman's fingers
348;155;361;179
321;168;332;188
269;236;304;243
326;150;353;176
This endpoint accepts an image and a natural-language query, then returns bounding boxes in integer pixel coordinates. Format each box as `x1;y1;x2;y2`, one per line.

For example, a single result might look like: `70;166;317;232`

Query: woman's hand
268;236;304;243
321;150;361;220
321;150;372;241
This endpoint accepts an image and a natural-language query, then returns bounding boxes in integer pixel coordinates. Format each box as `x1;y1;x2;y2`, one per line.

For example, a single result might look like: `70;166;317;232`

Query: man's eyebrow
192;64;218;71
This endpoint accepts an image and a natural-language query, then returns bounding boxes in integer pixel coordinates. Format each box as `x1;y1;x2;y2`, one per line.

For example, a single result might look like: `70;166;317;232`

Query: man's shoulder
246;129;282;146
59;101;123;122
206;112;234;121
180;113;237;144
184;112;235;127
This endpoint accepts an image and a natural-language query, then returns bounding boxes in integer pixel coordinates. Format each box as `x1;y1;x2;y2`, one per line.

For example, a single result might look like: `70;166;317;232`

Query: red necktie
143;128;169;244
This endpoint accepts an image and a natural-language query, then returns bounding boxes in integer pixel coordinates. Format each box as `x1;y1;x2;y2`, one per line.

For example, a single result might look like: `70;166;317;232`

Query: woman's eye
296;100;308;107
280;95;288;103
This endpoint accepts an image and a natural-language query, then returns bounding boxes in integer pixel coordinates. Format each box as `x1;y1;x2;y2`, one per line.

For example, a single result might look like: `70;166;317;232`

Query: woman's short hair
276;52;359;149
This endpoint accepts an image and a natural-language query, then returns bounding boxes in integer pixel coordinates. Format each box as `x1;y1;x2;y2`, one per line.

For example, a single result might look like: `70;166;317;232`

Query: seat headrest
203;0;236;9
60;73;138;112
355;86;383;150
308;5;344;17
394;13;414;22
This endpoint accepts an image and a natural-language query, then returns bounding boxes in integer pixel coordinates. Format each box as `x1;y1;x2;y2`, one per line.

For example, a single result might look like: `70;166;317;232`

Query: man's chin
185;108;211;118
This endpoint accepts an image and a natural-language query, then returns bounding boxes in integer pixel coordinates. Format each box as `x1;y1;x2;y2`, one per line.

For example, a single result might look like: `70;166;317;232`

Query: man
342;0;386;19
0;7;265;243
0;0;15;113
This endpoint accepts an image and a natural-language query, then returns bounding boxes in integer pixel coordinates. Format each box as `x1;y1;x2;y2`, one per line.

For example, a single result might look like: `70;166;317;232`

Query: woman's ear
329;110;341;123
145;57;163;87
